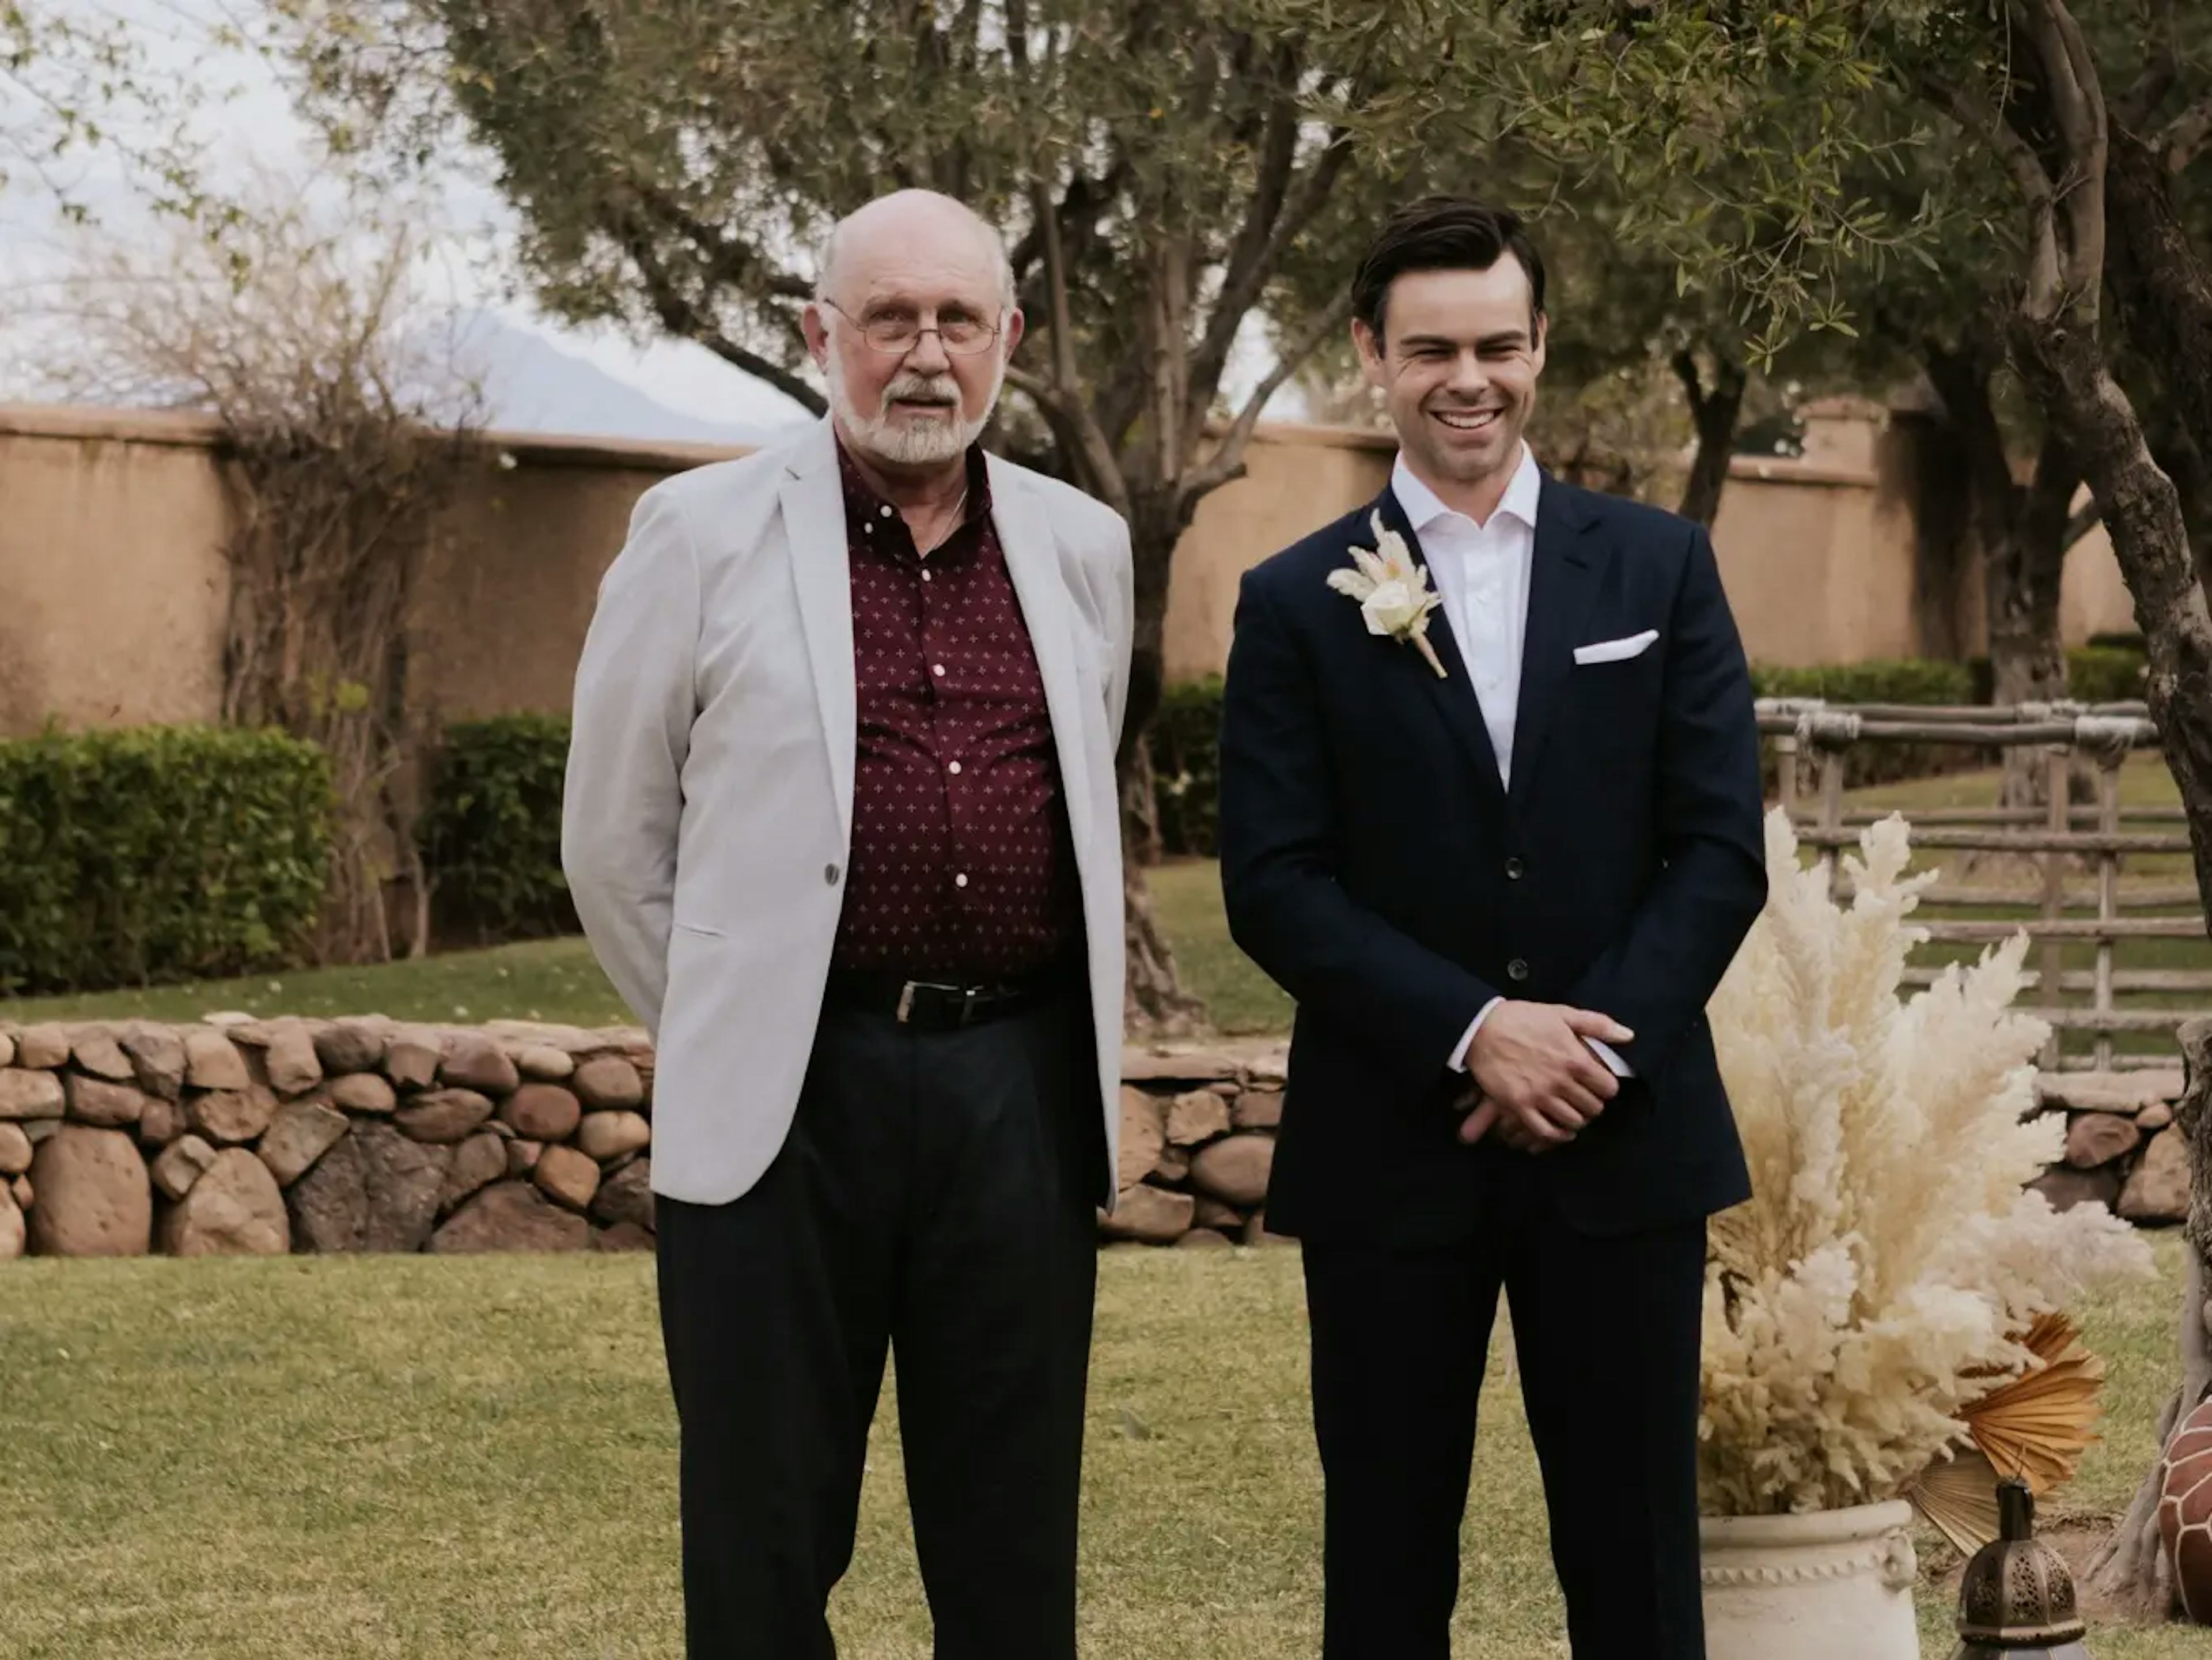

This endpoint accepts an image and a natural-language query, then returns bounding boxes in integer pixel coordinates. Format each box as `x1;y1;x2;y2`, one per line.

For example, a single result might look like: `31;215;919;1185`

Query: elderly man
563;190;1134;1659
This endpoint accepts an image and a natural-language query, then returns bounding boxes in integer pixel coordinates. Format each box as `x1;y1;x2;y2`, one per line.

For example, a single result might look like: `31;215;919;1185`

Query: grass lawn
1;1237;2195;1658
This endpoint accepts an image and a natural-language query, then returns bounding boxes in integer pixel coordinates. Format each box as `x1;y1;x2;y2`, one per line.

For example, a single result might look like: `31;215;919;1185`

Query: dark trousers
654;992;1101;1660
1302;1189;1709;1660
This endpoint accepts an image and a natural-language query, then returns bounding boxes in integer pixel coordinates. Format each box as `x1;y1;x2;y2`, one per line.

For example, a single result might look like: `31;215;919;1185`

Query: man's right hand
1462;1000;1634;1148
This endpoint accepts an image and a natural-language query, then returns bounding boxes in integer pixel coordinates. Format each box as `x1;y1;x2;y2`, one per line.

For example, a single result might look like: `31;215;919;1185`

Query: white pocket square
1573;629;1659;665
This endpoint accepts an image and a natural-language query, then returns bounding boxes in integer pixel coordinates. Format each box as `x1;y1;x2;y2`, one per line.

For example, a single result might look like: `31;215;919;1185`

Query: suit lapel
1508;474;1608;812
778;421;857;843
987;455;1096;854
1372;488;1508;815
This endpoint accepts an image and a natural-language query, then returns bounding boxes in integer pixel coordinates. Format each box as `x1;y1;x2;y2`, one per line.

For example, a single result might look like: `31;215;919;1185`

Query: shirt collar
1391;443;1541;535
836;437;993;528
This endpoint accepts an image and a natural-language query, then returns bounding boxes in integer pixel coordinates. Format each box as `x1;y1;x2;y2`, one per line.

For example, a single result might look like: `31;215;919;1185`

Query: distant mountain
432;309;785;447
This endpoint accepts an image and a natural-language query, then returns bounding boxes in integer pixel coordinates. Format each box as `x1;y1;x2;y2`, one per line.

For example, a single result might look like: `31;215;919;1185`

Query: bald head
816;190;1016;311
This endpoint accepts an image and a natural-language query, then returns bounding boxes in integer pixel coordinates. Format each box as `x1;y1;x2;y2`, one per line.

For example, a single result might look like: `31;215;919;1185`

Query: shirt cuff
1448;997;1503;1073
1587;1038;1632;1077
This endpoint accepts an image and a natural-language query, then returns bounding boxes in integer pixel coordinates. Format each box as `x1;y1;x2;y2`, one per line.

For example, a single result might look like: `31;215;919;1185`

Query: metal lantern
1950;1477;2092;1658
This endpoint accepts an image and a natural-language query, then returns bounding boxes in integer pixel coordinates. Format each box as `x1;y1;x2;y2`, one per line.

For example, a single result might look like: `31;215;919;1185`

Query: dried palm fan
1905;1313;2106;1553
1905;1446;2005;1555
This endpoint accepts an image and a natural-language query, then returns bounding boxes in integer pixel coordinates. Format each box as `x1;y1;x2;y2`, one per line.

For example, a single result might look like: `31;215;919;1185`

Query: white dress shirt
1389;447;1633;1084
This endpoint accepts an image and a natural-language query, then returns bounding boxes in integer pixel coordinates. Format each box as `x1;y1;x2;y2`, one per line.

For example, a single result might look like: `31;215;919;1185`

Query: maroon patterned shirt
831;440;1077;980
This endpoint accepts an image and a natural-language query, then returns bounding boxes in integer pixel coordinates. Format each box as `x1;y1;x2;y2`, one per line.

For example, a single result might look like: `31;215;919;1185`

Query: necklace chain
915;483;970;559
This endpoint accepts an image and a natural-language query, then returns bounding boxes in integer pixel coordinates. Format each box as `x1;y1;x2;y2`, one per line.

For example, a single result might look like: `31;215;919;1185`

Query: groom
1219;196;1766;1658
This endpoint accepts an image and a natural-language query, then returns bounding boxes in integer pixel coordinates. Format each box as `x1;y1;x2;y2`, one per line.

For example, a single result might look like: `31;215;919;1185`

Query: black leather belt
823;967;1065;1032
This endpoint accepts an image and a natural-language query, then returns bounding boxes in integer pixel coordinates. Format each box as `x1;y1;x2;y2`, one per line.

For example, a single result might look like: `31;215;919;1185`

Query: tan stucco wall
1162;425;1396;684
0;400;2154;740
0;408;232;734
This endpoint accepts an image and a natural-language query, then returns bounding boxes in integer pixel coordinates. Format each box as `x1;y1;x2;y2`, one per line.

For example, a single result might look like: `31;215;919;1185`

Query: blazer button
825;863;841;886
1504;857;1525;880
1506;958;1530;982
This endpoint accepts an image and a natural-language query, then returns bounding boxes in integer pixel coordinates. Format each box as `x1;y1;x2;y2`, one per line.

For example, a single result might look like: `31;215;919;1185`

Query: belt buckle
957;985;980;1028
895;981;919;1024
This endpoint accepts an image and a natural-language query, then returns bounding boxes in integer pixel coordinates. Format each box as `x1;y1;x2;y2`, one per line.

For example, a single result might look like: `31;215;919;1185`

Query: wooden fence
1763;698;2202;1071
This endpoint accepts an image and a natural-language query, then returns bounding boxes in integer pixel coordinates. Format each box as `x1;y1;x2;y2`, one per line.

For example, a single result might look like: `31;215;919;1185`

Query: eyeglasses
819;297;1001;356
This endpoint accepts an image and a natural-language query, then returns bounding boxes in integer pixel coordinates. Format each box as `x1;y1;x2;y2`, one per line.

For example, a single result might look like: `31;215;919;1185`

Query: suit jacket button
825;863;841;886
1504;857;1525;880
1506;957;1530;982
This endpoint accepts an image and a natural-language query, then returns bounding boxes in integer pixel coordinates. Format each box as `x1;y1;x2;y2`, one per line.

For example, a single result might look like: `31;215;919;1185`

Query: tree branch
1174;288;1355;522
619;225;825;414
2064;497;2103;550
1922;70;2065;315
2010;0;2108;298
2161;96;2212;173
1021;177;1130;519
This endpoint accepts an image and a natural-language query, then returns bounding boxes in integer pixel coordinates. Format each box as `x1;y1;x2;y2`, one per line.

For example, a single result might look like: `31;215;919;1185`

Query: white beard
827;355;1002;467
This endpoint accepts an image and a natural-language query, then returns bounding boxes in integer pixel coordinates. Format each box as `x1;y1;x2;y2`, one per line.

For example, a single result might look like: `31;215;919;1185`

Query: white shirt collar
1391;443;1542;535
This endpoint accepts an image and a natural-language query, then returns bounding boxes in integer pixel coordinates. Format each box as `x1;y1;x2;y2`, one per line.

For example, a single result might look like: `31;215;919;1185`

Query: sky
1;0;1289;442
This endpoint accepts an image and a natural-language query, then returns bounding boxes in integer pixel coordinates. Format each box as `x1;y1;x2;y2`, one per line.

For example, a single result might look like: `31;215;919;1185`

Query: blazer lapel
1507;474;1608;812
987;455;1096;853
1372;488;1509;814
778;421;857;843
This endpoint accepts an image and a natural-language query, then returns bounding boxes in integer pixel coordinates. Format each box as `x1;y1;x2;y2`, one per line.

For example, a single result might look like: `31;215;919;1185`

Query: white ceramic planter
1699;1498;1921;1660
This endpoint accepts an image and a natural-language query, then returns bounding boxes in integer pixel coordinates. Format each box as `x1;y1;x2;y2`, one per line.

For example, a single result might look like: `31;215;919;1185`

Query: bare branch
1923;70;2065;313
620;224;825;414
1174;287;1356;521
1020;178;1130;519
2161;96;2212;173
2063;497;2103;550
2009;0;2108;297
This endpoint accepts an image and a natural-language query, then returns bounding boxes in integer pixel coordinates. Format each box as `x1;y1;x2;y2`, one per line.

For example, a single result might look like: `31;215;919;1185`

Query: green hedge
2066;645;2147;703
419;714;575;944
1150;678;1225;860
0;725;331;996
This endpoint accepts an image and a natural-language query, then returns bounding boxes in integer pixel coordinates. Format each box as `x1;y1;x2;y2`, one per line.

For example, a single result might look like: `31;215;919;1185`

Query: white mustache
885;375;959;406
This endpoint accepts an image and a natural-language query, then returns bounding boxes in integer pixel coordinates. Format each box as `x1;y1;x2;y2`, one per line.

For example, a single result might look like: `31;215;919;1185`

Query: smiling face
1355;257;1547;508
803;192;1022;472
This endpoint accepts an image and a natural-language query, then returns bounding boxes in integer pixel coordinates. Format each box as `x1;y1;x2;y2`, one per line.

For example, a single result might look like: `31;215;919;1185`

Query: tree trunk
1673;347;1746;528
2107;123;2212;470
1119;498;1206;1036
2090;1017;2212;1617
1922;339;2078;807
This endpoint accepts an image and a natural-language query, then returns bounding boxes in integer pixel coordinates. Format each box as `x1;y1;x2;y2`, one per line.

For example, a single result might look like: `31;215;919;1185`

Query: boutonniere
1325;510;1447;678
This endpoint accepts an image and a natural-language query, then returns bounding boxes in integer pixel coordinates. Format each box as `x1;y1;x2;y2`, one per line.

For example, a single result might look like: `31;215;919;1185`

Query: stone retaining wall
0;1016;2179;1258
0;1017;1291;1258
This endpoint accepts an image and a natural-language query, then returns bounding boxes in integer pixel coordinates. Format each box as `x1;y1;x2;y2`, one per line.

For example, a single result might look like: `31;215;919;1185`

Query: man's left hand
1457;1088;1563;1154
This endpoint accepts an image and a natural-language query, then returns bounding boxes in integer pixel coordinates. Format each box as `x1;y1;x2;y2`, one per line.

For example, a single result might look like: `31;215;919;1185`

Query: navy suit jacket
1218;473;1766;1242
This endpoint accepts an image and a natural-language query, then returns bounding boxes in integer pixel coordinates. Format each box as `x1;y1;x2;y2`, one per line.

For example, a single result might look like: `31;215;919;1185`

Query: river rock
70;1026;135;1081
1165;1088;1232;1147
590;1158;654;1231
150;1134;219;1200
573;1056;644;1111
1117;1088;1165;1189
440;1132;507;1215
440;1033;519;1095
575;1111;651;1161
187;1084;278;1145
0;1122;31;1176
383;1027;442;1091
161;1148;289;1256
183;1028;251;1091
2030;1164;2124;1214
502;1084;581;1143
0;1185;20;1258
313;1020;387;1075
532;1144;601;1211
0;1068;65;1121
431;1180;591;1253
263;1024;324;1096
122;1025;187;1101
66;1074;149;1129
257;1099;349;1186
2064;1111;2142;1170
1190;1135;1275;1208
14;1023;69;1069
2121;1128;2192;1224
395;1088;494;1144
510;1044;576;1082
27;1125;151;1256
286;1122;452;1253
329;1071;397;1115
136;1095;185;1148
1099;1183;1194;1244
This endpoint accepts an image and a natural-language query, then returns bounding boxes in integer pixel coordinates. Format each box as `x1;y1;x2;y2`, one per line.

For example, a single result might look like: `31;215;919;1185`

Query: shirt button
1505;857;1524;880
931;664;946;678
921;569;933;583
948;761;963;775
879;505;893;519
955;873;969;888
825;864;841;886
1506;957;1529;982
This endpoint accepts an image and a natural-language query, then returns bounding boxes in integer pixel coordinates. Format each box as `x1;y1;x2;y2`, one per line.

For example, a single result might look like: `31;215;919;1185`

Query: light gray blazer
562;417;1134;1205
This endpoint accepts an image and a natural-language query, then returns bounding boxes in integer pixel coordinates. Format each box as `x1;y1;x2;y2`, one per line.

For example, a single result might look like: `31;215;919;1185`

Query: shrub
1150;678;1224;859
2066;644;2146;704
1751;660;1980;792
0;724;331;995
420;714;575;943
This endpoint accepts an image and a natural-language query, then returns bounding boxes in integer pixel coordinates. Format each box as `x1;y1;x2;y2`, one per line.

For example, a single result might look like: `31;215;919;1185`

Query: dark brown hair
1352;196;1547;344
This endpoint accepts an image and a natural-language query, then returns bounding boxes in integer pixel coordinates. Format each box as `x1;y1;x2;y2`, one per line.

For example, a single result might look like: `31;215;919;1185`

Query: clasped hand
1456;1000;1633;1154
